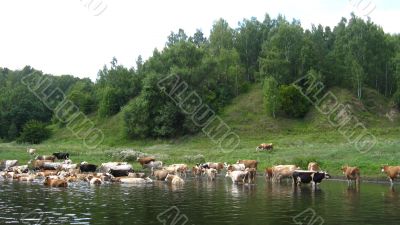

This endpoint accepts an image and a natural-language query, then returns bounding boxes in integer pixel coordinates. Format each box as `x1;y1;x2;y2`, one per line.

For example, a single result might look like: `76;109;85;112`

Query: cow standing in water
381;165;400;186
236;160;258;169
341;166;361;186
307;162;320;171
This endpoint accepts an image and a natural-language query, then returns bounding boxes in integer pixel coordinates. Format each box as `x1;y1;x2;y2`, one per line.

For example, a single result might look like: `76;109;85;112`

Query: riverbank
1;86;400;178
1;128;399;179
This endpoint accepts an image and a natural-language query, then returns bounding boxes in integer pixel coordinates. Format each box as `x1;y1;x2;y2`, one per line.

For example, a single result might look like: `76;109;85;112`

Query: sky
0;0;399;81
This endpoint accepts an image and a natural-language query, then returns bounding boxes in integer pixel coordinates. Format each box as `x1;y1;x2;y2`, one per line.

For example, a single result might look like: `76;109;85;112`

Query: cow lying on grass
256;143;273;152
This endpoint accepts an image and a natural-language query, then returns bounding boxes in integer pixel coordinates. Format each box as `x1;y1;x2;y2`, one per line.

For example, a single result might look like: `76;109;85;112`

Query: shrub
279;84;311;118
17;120;51;144
393;89;400;109
183;154;205;163
292;157;319;169
107;148;169;162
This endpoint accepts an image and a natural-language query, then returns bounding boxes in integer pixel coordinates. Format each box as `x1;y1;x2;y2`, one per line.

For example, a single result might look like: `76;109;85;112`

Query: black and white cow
79;162;97;173
292;170;330;186
53;152;70;160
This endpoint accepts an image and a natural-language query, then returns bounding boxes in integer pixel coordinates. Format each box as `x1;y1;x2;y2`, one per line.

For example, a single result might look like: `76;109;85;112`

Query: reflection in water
0;177;399;225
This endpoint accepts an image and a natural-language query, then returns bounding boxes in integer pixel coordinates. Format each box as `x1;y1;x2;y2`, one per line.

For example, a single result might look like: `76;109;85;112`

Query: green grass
1;85;399;179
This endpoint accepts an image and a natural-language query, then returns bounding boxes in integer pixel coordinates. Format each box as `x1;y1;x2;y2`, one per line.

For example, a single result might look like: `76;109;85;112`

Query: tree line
1;13;400;143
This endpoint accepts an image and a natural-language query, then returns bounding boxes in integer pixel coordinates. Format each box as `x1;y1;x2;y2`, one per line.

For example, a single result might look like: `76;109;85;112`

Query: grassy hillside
1;85;400;179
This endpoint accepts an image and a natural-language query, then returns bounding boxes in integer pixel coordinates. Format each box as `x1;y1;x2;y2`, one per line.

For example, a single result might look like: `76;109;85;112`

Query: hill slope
1;85;400;177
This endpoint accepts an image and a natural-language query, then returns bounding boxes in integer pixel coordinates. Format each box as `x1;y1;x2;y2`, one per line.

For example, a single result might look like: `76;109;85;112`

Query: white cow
226;163;246;171
99;162;129;173
27;148;36;155
165;174;184;186
1;160;19;171
143;161;163;170
204;168;217;181
8;165;28;173
116;177;153;184
225;170;247;183
61;163;78;171
170;164;188;178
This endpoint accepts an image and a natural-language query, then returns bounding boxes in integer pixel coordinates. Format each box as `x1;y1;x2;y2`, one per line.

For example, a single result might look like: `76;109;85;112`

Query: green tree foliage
279;85;311;118
0;67;85;141
259;18;304;84
263;76;280;118
235;17;264;82
123;73;184;138
1;14;400;141
67;79;96;114
209;19;235;53
17;120;51;144
96;58;141;117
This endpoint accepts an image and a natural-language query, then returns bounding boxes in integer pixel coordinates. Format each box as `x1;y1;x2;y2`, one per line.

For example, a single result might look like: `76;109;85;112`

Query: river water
0;177;399;225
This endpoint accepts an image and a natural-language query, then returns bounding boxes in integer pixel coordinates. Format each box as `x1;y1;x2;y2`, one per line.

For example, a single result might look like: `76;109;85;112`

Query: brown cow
18;174;35;182
244;168;257;184
271;165;298;182
256;143;273;152
136;157;155;167
204;168;217;181
192;166;202;178
151;168;169;181
236;160;258;169
35;155;56;161
381;165;400;186
341;166;360;186
43;177;68;187
30;160;54;170
264;167;273;181
204;162;224;173
307;162;320;171
165;174;184;186
37;170;58;177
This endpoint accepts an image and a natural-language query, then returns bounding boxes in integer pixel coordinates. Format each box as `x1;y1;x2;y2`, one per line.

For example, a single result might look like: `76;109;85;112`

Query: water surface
0;177;399;225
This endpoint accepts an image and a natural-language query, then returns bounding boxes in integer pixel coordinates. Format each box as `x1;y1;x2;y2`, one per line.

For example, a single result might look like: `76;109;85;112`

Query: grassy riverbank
1;85;399;179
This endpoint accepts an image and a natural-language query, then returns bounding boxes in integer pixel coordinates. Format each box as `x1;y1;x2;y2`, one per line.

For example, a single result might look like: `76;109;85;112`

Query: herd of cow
0;148;400;189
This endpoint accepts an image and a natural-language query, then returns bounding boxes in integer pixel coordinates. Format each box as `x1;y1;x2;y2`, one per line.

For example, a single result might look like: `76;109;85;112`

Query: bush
393;90;400;109
107;148;169;162
110;149;147;161
98;87;121;117
279;84;311;118
183;154;205;163
17;120;51;144
292;157;319;169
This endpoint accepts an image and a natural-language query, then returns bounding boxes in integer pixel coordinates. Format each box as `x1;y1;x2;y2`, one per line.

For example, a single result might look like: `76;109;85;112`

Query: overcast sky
0;0;399;81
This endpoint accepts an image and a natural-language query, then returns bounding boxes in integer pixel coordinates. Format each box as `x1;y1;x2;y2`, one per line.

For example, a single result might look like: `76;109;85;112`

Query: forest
1;13;400;144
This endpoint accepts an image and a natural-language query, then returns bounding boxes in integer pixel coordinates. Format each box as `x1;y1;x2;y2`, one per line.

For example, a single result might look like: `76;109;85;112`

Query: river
0;177;399;225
